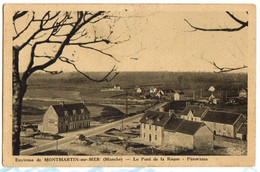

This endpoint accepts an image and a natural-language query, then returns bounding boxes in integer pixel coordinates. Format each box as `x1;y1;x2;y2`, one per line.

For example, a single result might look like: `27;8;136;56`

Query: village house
155;89;181;101
149;87;158;94
239;88;247;98
40;102;90;134
139;110;213;150
236;123;247;140
202;110;246;138
180;104;210;122
164;118;213;150
136;87;145;95
140;110;173;145
180;104;247;139
101;84;123;92
112;84;122;91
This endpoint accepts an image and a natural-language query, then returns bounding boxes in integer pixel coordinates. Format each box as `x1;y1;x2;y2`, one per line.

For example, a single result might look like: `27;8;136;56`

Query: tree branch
59;56;119;82
13;12;35;40
28;11;104;75
42;69;63;75
201;57;247;73
184;11;248;32
13;11;28;21
78;45;120;62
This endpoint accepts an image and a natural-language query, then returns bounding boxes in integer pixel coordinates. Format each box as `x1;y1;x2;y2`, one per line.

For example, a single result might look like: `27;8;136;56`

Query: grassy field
21;99;150;124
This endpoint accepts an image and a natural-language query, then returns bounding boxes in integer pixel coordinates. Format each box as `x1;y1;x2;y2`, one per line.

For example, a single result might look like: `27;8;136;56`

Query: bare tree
184;11;248;73
12;11;131;155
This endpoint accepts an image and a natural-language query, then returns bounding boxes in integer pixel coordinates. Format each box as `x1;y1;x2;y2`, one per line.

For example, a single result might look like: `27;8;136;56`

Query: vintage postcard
2;4;256;167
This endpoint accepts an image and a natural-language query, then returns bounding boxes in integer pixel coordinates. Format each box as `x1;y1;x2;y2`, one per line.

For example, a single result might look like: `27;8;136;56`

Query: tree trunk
13;46;27;155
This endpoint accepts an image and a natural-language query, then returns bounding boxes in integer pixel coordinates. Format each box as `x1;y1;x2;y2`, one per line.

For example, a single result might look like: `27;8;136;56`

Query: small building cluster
206;86;247;105
39;102;90;134
181;105;247;139
140;104;247;150
135;86;183;101
140;110;213;150
101;84;124;92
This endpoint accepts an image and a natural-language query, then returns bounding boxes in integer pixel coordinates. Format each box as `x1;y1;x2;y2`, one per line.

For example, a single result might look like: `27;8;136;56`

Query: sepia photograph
2;4;256;166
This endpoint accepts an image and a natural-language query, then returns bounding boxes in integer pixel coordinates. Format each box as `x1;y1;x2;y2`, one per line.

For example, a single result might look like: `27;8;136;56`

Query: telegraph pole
121;91;128;131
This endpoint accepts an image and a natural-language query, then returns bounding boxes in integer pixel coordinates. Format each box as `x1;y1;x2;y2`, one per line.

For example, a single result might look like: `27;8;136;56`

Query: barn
164;118;213;150
202;110;246;138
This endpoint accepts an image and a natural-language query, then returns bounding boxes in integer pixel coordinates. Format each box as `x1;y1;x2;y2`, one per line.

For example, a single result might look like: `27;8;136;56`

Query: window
143;132;145;138
143;123;145;129
149;125;151;130
155;126;157;131
155;135;157;140
81;109;84;113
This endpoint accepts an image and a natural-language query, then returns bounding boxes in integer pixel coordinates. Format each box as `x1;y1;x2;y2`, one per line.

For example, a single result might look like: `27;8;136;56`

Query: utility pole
56;138;58;150
122;91;128;131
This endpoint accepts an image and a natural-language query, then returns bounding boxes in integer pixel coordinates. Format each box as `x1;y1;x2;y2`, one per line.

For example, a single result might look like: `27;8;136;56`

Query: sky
15;8;249;73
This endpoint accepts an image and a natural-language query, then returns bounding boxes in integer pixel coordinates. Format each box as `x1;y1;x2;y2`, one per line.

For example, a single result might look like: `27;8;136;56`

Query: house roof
182;105;209;118
202;110;242;125
208;86;215;92
240;88;247;93
51;103;90;117
164;117;184;131
164;117;205;135
139;110;173;126
163;89;175;93
175;120;204;135
140;110;208;135
236;123;247;135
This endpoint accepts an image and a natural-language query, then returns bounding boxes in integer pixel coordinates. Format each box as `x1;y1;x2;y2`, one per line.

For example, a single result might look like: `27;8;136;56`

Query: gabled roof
240;88;247;93
139;110;173;126
208;86;215;92
163;89;175;93
182;105;209;118
164;117;205;135
164;117;184;131
51;103;90;117
202;110;242;125
175;120;204;135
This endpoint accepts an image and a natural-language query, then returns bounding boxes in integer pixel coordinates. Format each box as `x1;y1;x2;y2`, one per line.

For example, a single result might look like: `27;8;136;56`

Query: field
21;99;151;124
25;71;247;100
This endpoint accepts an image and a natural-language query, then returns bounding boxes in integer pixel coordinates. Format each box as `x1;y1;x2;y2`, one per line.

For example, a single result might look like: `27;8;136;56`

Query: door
66;125;69;132
149;134;152;142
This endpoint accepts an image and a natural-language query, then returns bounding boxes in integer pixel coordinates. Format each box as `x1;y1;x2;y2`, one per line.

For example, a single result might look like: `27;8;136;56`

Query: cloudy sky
16;8;248;73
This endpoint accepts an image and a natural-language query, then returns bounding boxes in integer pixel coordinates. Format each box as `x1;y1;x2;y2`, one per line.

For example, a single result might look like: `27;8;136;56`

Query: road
20;101;167;155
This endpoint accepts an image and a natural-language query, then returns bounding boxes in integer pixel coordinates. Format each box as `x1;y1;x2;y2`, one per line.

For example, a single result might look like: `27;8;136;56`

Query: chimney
169;110;175;117
186;102;191;106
